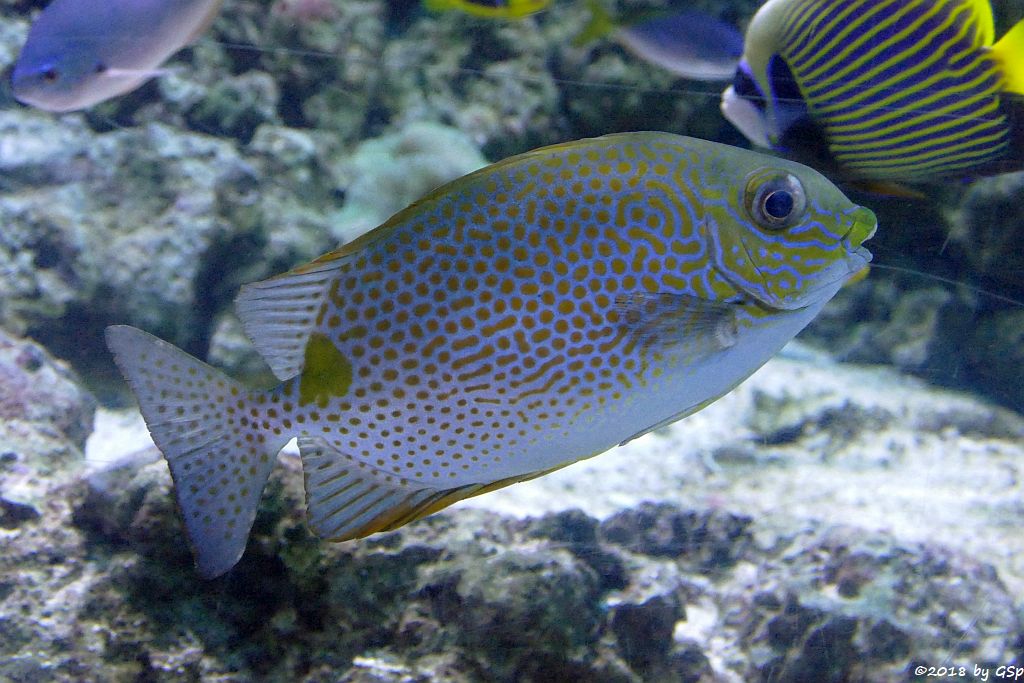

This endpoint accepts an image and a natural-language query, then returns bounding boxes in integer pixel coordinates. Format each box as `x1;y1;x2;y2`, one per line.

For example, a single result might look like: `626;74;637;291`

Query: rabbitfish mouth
843;206;877;272
844;206;877;248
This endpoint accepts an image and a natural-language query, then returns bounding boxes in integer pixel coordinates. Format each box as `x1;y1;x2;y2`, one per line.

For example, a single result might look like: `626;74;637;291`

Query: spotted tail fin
105;325;289;578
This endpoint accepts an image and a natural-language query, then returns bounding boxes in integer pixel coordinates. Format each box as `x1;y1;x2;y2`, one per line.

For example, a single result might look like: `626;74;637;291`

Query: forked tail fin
105;325;289;578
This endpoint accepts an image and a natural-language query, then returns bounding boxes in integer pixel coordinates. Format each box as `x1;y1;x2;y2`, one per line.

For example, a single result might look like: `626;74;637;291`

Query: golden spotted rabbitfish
721;0;1024;181
424;0;549;19
575;0;744;81
12;0;224;112
107;132;876;578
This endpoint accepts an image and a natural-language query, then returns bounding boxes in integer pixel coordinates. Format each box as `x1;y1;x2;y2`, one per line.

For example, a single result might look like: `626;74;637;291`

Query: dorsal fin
966;0;995;46
234;186;440;380
234;250;350;381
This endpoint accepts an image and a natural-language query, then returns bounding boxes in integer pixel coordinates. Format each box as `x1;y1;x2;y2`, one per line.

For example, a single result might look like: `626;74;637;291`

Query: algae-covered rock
417;545;603;678
0;113;245;339
0;327;95;507
329;121;487;243
949;170;1024;302
600;502;754;572
0;112;344;371
968;308;1024;408
11;406;1022;683
185;70;282;141
376;9;561;158
609;584;683;675
0;327;94;447
736;527;1021;682
0;106;489;377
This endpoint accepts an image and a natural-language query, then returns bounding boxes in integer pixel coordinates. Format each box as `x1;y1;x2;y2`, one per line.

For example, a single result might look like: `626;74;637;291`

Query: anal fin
299;436;465;540
298;437;569;539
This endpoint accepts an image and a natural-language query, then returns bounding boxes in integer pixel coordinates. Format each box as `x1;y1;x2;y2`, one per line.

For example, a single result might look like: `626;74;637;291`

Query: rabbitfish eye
764;190;793;218
41;67;59;83
744;171;806;230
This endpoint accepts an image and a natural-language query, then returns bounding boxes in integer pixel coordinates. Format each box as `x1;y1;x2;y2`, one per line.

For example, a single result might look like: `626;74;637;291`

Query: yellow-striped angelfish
424;0;549;19
721;0;1024;181
107;132;875;577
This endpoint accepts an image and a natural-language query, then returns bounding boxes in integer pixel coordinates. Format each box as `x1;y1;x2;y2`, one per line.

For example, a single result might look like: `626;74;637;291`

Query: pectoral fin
615;291;741;352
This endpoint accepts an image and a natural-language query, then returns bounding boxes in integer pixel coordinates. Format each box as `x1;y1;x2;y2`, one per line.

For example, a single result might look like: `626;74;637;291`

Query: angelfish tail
105;325;288;578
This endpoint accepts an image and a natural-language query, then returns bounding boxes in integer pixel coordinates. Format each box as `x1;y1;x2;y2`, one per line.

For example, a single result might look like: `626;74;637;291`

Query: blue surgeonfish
106;132;875;577
12;0;225;112
575;0;744;81
721;0;1024;182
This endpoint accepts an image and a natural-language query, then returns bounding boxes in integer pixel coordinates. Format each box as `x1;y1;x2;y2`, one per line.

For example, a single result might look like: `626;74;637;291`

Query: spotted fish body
107;132;876;577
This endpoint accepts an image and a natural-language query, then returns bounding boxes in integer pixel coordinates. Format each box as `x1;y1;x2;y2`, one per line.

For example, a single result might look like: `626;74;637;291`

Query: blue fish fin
105;325;289;578
299;437;568;538
993;20;1024;96
234;252;349;381
102;67;179;80
614;291;740;352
